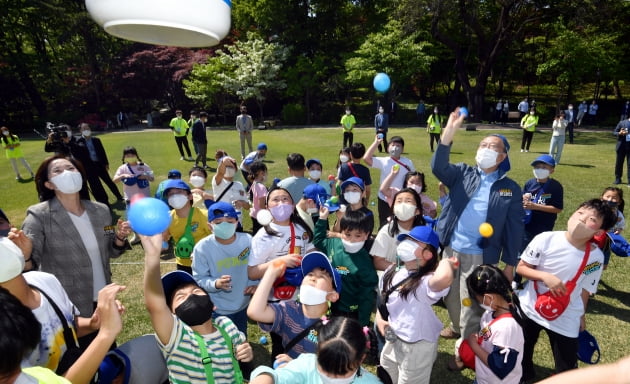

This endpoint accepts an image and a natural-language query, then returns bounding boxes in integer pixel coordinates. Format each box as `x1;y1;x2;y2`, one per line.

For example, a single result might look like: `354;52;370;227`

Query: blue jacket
431;143;524;266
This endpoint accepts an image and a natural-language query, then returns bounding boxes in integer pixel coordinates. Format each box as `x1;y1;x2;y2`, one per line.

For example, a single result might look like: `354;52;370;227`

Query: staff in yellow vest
426;107;444;152
169;109;193;160
520;108;539;152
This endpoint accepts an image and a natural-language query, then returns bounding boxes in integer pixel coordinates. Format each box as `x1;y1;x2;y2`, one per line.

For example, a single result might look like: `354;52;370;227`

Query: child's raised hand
282;254;303;268
273;354;293;368
374;134;383;143
235;342;253;362
319;205;330;219
445;257;459;270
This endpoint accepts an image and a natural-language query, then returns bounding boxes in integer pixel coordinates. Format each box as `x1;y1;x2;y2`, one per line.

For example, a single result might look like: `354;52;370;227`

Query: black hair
336;147;352;169
389;136;405;147
381;239;439;301
121;146;144;164
35;155;90;202
263;187;313;241
601;187;625;213
387;188;426;237
350;143;366;159
466;264;525;326
0;287;42;377
403;171;428;193
286;153;306;171
339;210;371;235
579;199;617;232
248;161;268;182
316;316;376;376
0;126;18;146
188;166;208;178
199;111;208;118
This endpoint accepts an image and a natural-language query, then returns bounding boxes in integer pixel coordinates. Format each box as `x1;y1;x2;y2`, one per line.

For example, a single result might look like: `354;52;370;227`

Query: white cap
0;237;24;283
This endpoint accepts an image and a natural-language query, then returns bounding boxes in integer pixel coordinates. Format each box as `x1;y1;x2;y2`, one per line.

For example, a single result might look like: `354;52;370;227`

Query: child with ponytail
463;264;524;383
250;316;381;383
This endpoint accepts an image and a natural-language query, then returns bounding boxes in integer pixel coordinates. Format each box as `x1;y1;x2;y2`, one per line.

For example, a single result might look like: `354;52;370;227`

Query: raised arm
362;135;382;167
429;258;458;292
247;262;285;323
141;234;175;345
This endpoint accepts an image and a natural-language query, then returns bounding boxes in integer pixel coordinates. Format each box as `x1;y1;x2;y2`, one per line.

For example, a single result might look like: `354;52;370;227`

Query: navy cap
490;134;511;172
257;143;267;150
306;158;322;169
397;225;440;249
303;184;328;207
0;208;8;224
163;179;191;194
301;251;342;293
207;201;239;222
161;270;198;305
531;154;556;167
341;177;365;192
168;169;182;179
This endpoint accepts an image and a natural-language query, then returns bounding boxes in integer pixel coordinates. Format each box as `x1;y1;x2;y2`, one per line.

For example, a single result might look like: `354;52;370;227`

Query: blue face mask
212;221;237;240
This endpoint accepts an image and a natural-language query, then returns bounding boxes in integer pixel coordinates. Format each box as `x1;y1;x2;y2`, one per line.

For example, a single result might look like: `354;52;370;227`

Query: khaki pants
381;337;437;384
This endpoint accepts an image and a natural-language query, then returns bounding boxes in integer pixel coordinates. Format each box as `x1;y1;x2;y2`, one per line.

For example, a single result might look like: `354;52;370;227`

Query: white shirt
518;231;603;337
475;311;524;384
370;156;415;201
249;222;314;266
212;177;248;222
370;222;410;264
68;211;106;301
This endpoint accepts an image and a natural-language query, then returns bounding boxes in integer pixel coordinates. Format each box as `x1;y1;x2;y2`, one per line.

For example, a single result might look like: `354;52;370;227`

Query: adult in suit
564;104;577;144
75;123;124;204
22;156;131;321
192;112;209;168
614;117;630;185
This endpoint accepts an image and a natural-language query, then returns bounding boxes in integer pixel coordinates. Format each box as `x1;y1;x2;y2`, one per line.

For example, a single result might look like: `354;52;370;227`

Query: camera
46;122;70;142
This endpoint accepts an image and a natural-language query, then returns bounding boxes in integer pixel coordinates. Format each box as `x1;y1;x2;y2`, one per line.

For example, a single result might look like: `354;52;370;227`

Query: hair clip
362;326;371;349
321;315;329;325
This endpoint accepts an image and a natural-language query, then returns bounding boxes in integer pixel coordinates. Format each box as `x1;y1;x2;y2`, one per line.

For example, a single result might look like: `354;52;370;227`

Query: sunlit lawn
3;123;629;383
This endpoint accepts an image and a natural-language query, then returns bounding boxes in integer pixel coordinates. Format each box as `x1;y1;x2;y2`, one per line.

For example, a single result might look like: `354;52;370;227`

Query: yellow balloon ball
479;222;494;238
462;297;472;307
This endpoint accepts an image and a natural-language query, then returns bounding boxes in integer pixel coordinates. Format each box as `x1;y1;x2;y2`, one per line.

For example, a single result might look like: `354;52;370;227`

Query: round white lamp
85;0;231;47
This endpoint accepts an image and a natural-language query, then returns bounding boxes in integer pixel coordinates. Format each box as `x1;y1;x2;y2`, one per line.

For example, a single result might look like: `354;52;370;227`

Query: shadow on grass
590;281;630;323
555;163;596;168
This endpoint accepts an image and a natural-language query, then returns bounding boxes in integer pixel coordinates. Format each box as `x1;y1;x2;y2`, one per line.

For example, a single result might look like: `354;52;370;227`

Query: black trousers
567;122;575;143
343;131;354;147
93;162;123;200
614;140;629;182
377;198;392;229
174;136;192;158
521;130;534;150
521;314;578;382
429;132;440;151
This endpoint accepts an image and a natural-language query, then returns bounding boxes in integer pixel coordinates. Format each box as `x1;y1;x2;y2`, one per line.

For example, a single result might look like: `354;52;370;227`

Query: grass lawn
3;124;630;383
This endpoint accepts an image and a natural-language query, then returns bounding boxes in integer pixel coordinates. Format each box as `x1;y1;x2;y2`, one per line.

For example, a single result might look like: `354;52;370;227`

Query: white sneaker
520;149;524;152
180;157;184;160
525;150;529;152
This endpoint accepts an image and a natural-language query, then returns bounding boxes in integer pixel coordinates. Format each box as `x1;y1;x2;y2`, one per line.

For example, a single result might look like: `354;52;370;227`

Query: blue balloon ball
273;360;283;369
459;107;469;118
128;197;172;235
259;336;268;345
373;73;391;93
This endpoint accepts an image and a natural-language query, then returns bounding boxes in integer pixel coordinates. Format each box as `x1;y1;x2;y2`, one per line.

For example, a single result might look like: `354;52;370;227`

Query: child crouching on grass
375;225;458;384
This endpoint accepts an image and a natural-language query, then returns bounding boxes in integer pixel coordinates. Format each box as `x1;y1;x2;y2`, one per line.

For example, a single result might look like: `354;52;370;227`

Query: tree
185;33;289;121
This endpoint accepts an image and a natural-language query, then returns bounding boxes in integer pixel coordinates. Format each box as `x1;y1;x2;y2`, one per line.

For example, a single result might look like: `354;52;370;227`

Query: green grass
3;124;630;383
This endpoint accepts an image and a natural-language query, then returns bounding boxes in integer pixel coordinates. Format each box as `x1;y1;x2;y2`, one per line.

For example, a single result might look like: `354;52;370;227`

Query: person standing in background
517;98;529;119
426;106;443;153
340;107;356;148
192;112;209;169
564;104;576;144
169;110;193;161
1;126;34;181
236;106;254;159
501;99;509;125
577;100;588;127
374;106;389;153
621;101;630;121
416;100;426;126
587;99;599;126
520;108;539;153
549;113;567;164
188;110;199;156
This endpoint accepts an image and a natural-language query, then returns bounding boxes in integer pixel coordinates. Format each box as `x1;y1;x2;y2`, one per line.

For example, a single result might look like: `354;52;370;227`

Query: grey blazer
22;198;124;316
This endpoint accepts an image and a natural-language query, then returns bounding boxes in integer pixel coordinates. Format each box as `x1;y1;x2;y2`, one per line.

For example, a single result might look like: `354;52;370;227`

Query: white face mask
82;130;91;137
342;239;365;254
343;191;362;205
317;369;358;384
50;170;83;194
480;294;494;312
0;238;25;283
345;111;351;115
224;167;236;178
309;170;322;180
533;168;550;180
2;130;10;136
300;284;330;305
408;184;423;195
190;175;206;188
567;216;598;241
168;194;189;209
389;145;402;157
306;206;319;215
397;239;420;262
339;155;349;163
394;202;417;221
66;131;73;138
475;148;499;170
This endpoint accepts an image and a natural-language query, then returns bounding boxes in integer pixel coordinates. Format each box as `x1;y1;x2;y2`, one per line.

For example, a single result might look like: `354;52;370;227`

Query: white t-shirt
518;231;603;337
249;222;314;266
68;210;106;301
379;268;448;343
212;177;248;222
24;272;78;371
370;156;415;201
475;311;523;384
370;222;410;264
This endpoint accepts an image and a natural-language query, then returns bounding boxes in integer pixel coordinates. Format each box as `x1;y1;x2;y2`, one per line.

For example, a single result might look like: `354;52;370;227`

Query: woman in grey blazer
22;156;132;318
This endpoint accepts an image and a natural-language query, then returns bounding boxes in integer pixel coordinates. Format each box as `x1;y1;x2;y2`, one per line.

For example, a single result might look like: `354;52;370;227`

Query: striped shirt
158;315;245;384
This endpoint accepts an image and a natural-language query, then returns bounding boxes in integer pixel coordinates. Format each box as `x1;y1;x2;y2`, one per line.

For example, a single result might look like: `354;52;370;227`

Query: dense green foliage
1;0;629;128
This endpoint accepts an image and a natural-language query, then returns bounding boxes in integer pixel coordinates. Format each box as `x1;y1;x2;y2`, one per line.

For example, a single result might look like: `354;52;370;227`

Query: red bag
533;244;590;321
458;338;479;370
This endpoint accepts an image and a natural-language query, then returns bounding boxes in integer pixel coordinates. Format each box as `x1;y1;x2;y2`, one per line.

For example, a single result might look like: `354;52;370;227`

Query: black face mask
174;293;213;326
606;200;619;209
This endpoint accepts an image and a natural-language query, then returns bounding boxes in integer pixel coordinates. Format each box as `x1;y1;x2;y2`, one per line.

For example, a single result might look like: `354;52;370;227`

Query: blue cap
207;201;239;222
531;154;556;167
341;177;365;192
303;184;328;207
490;134;511;172
163;179;191;194
306;158;322;169
301;251;342;293
257;143;267;150
161;270;198;305
577;330;600;364
397;226;440;249
168;169;182;179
